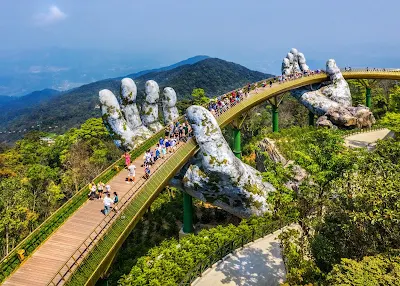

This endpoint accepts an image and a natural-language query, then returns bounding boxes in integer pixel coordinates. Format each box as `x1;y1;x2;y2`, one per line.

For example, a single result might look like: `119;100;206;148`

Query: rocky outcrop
99;78;153;151
256;138;307;192
162;87;180;125
282;49;375;129
141;80;164;132
183;106;276;218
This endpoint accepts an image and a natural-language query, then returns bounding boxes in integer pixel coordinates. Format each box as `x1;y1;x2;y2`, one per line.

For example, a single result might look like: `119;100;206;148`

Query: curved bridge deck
3;69;400;285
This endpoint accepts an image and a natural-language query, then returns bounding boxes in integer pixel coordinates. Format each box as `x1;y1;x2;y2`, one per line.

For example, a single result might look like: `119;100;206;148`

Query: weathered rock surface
183;106;276;218
282;48;375;129
162;87;180;125
142;80;164;132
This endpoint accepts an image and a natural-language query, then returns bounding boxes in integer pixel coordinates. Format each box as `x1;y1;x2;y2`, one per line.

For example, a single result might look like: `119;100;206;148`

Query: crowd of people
87;181;119;215
96;121;194;216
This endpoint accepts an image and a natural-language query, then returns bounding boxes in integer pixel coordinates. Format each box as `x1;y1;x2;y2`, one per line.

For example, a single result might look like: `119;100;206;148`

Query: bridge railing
341;68;400;72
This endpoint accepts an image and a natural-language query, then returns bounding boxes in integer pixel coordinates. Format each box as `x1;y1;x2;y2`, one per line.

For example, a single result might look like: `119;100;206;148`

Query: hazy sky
1;0;400;73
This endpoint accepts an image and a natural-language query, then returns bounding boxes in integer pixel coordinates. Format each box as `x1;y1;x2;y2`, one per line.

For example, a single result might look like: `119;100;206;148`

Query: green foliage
326;254;400;286
279;229;323;285
380;112;400;133
191;88;209;106
311;139;400;271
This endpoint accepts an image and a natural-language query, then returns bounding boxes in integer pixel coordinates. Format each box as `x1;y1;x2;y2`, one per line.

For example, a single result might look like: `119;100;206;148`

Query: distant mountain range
0;57;272;142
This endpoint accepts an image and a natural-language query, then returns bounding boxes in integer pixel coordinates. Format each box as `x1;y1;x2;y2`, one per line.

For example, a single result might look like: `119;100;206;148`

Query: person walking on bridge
122;152;131;169
127;162;136;183
103;193;113;215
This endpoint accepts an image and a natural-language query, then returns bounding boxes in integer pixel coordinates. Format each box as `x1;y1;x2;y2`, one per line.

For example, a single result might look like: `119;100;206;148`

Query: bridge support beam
366;87;371;108
272;105;279;132
308;111;314;126
232;128;241;159
182;192;194;234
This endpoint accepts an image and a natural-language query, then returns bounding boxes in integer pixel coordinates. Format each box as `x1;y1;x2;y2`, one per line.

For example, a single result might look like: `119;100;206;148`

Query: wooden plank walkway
2;144;167;286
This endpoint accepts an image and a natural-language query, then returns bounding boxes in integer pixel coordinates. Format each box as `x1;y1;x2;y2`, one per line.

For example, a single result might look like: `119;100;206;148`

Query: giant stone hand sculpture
162;87;180;125
283;48;375;128
99;78;153;151
183;106;276;218
142;80;164;132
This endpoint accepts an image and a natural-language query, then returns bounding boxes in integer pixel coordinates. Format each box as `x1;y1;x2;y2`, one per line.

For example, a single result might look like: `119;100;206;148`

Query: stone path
344;128;394;150
193;229;287;286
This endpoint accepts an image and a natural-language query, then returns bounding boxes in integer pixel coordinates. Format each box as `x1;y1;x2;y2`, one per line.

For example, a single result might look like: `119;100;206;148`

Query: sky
1;0;400;75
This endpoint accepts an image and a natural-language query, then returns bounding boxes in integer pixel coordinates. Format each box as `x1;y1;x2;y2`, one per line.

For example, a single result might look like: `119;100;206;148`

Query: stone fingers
99;89;136;151
162;87;179;125
142;80;164;132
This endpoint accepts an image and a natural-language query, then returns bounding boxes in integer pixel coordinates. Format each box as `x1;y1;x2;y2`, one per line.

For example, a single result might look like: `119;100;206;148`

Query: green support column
272;105;279;132
366;87;371;108
183;192;194;233
308;111;314;126
233;128;241;159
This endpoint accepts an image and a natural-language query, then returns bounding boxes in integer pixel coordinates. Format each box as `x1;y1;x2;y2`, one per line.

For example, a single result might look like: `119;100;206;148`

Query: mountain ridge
0;57;273;142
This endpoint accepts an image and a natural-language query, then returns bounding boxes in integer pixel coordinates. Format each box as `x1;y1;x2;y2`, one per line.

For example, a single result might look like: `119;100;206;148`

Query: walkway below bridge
344;128;394;150
193;227;297;286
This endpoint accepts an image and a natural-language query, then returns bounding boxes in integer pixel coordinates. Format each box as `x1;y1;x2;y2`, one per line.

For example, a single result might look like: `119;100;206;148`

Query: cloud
35;5;67;25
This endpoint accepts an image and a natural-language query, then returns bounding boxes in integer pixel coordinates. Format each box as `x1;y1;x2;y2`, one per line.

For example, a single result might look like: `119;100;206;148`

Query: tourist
103;193;113;215
161;144;167;158
144;165;151;179
122;152;131;169
165;139;170;153
159;137;164;146
155;144;161;161
113;192;119;213
127;162;136;183
105;184;111;195
97;182;104;199
89;182;97;200
270;80;273;87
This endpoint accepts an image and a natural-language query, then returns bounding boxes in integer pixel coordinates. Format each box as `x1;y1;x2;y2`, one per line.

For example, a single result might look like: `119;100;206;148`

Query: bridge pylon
182;192;194;234
308;111;315;126
366;87;371;108
268;95;284;133
231;113;248;159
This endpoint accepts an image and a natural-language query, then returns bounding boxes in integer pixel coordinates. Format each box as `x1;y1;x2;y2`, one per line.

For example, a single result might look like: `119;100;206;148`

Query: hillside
0;58;272;142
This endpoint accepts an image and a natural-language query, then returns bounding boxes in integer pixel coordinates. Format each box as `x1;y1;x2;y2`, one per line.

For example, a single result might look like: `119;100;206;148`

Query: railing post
308;111;314;126
272;105;279;132
182;193;194;233
232;128;241;159
366;87;372;108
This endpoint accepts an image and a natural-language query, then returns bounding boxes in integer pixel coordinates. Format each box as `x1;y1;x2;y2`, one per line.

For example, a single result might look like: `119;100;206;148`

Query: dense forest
0;58;271;142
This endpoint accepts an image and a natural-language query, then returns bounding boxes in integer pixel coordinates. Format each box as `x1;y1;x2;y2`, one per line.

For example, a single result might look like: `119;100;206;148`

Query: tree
326;254;400;286
191;88;210;106
380;112;400;134
0;178;37;256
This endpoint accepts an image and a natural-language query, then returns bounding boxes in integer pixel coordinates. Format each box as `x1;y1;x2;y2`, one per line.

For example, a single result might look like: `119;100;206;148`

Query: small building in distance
40;137;56;146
